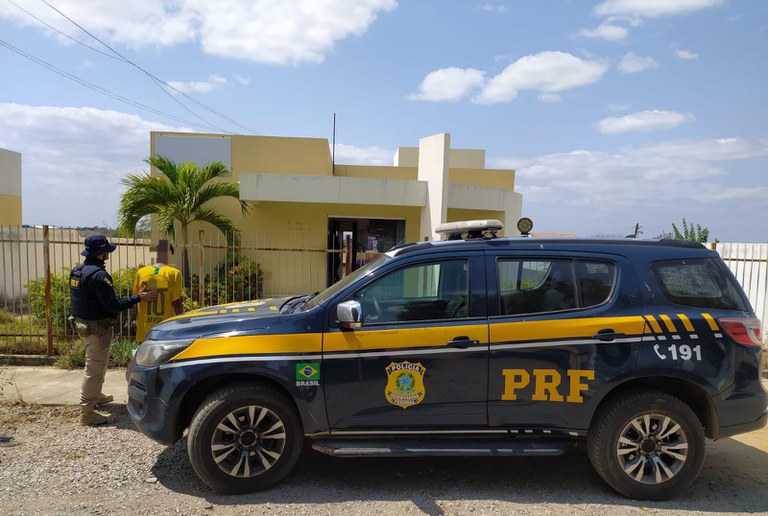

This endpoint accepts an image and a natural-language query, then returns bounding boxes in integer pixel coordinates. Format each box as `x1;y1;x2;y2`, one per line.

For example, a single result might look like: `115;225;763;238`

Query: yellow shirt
133;264;183;343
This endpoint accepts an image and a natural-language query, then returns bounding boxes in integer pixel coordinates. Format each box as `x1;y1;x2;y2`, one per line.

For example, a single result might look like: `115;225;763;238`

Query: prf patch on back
501;368;595;403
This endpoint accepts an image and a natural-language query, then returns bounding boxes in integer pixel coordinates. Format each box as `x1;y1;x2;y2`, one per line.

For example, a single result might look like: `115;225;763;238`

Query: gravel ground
0;401;766;515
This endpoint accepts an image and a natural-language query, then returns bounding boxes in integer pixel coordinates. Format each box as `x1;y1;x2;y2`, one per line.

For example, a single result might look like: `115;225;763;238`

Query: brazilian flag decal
296;363;320;381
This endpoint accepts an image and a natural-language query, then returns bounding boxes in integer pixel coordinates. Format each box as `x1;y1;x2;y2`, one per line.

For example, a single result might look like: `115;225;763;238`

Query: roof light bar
435;219;504;240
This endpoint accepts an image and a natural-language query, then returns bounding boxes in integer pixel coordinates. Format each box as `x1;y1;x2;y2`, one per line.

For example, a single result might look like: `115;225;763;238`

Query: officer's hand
138;285;159;302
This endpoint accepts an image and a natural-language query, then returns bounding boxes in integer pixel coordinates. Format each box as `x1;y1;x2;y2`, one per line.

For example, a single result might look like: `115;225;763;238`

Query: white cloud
0;0;397;65
675;48;699;60
333;143;393;166
578;22;629;41
597;110;691;134
474;51;608;104
489;137;766;238
594;0;724;18
167;74;229;94
538;93;562;103
609;103;631;112
480;3;506;13
234;75;251;85
0;103;186;226
409;67;486;102
618;52;659;73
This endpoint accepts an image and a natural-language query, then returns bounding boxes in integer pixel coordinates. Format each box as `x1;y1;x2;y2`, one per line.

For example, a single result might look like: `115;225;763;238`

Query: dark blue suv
127;221;767;500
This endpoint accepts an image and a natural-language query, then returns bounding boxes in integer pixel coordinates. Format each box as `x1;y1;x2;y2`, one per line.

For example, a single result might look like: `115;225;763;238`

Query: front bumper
125;359;181;446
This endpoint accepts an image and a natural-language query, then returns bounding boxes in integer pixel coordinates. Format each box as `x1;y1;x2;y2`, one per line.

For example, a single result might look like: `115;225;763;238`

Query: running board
311;438;575;458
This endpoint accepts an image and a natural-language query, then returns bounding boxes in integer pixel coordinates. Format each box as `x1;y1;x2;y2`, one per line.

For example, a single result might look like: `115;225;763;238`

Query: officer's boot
96;393;114;406
80;405;108;426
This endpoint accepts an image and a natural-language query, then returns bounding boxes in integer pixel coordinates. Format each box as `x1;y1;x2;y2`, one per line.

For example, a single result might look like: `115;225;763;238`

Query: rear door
323;251;489;429
486;251;645;433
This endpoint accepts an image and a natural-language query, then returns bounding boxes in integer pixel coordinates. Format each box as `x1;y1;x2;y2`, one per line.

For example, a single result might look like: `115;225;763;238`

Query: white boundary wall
713;243;768;328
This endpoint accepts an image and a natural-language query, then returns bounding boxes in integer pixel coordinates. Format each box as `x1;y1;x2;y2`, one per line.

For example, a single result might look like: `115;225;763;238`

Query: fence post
43;225;53;356
198;229;205;306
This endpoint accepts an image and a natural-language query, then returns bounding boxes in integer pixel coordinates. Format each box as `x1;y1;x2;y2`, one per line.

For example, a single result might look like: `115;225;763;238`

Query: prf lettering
501;369;595;403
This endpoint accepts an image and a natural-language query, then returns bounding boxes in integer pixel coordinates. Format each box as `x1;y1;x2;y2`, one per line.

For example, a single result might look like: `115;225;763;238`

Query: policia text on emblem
385;361;426;409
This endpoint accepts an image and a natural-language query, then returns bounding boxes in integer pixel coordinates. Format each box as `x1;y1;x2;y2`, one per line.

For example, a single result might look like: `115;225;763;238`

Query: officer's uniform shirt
70;257;140;320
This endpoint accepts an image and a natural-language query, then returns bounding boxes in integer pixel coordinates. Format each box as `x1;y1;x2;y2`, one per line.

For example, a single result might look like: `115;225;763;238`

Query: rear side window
497;258;615;316
652;258;750;310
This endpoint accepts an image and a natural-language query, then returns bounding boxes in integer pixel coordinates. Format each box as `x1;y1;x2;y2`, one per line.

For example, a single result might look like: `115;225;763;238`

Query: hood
146;297;290;341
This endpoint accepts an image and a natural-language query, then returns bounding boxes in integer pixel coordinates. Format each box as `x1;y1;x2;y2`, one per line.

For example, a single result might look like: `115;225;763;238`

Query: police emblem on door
385;361;426;409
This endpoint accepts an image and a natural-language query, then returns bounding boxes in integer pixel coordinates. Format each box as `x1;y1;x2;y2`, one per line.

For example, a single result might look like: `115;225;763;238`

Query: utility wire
39;0;261;135
6;0;126;62
0;39;221;131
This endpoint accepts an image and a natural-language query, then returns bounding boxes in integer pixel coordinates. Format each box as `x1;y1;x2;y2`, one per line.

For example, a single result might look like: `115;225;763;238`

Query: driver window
355;260;469;324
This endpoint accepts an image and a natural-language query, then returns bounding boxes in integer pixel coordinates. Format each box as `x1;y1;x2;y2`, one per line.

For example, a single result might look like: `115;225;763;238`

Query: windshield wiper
294;291;320;313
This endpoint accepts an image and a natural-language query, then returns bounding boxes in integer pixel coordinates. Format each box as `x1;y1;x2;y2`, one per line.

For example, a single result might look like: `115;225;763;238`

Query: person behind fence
69;235;158;426
133;239;183;344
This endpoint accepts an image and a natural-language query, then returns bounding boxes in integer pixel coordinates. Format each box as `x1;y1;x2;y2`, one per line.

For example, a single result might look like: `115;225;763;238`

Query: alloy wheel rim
616;413;689;485
210;405;287;478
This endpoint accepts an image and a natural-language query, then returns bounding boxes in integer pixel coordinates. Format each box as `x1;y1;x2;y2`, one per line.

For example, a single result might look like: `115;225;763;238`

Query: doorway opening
327;218;405;286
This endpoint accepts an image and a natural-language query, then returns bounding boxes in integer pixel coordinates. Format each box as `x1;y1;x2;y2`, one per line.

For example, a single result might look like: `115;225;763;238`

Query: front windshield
303;253;391;311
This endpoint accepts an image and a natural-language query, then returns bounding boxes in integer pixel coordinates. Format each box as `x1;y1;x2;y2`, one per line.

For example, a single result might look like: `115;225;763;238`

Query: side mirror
336;300;362;329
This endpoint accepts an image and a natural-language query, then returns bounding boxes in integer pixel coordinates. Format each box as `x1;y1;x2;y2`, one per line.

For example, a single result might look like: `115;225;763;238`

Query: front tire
587;390;705;500
187;383;303;493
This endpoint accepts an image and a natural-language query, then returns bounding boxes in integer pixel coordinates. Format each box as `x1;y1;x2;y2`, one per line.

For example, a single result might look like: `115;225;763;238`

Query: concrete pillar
417;133;450;241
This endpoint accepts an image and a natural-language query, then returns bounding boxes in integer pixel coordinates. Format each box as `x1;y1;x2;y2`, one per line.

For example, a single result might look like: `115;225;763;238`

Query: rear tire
187;383;303;493
587;390;705;500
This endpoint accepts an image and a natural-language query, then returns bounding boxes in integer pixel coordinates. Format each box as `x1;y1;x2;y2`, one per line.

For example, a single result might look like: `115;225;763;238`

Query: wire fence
0;227;766;357
0;225;328;356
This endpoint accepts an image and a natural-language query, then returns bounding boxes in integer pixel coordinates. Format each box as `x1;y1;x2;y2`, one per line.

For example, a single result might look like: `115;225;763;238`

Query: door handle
592;328;625;341
447;336;479;348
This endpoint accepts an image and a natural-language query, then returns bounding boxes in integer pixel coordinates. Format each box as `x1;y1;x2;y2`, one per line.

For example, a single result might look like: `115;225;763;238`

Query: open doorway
327;218;405;286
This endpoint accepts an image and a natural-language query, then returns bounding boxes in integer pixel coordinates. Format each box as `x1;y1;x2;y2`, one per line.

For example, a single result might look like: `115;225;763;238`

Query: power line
6;0;125;62
38;0;261;135
0;39;221;131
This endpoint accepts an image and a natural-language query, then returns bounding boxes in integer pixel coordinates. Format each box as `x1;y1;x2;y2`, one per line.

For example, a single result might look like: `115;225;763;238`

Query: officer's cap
81;234;117;257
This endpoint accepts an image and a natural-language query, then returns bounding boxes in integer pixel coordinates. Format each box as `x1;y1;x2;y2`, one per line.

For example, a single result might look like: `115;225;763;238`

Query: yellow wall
0;194;21;226
333;164;417;180
175;201;422;296
449;168;514;190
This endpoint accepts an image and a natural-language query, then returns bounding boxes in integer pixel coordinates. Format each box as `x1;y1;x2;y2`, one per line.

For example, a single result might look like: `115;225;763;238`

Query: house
0;148;22;226
150;131;522;294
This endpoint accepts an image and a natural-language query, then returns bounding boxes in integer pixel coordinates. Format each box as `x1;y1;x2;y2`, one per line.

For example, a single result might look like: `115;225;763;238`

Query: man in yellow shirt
133;240;183;342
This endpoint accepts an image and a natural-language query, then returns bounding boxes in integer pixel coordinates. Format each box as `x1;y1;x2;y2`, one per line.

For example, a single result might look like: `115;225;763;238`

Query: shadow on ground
140;412;767;514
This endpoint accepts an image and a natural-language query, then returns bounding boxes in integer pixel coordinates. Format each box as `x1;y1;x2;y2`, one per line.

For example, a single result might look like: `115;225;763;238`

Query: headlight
135;338;195;367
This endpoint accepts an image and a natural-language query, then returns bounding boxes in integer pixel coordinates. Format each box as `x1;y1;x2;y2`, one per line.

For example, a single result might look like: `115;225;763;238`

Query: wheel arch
593;376;719;439
175;373;304;441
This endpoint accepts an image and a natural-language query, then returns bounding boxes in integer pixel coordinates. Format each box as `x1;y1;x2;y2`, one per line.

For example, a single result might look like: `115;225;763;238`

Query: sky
0;0;766;242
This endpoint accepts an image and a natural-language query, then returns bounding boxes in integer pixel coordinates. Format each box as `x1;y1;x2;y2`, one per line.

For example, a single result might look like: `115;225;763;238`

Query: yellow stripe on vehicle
701;313;719;331
659;314;677;333
644;315;663;334
490;316;646;344
677;313;694;332
324;324;488;353
170;333;323;361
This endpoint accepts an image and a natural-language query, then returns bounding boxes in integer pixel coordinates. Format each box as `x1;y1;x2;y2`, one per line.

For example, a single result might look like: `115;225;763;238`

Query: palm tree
118;155;250;285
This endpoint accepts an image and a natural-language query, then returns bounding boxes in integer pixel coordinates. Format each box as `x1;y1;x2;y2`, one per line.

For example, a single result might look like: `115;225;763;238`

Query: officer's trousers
77;319;113;407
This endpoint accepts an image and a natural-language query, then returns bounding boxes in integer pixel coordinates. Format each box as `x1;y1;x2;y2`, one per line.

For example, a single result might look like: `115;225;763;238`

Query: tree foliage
671;218;710;243
117;155;250;284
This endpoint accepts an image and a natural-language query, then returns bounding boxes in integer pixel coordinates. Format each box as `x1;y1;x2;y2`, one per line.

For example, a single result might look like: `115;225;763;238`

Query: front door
323;253;489;429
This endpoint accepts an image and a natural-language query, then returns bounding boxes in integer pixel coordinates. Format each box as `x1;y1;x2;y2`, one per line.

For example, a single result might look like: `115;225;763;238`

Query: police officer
70;235;157;425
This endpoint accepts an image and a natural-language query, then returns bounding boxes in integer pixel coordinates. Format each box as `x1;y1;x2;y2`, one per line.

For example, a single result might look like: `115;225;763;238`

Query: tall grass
54;339;138;369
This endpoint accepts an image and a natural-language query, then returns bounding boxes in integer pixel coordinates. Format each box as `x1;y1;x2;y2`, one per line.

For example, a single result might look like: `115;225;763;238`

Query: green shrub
54;338;137;369
25;266;143;340
188;258;264;307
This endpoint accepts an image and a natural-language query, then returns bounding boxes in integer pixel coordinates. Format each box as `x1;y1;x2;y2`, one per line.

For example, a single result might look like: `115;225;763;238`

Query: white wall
714;243;768;329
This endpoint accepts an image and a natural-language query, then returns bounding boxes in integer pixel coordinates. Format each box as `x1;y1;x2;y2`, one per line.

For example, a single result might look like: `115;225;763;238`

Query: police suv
127;220;767;500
